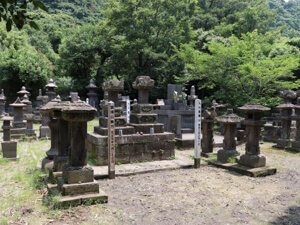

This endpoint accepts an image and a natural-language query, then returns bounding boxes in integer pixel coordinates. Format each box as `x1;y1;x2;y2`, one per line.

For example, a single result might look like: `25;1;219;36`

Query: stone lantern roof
17;86;30;95
86;79;98;89
9;97;26;107
276;103;294;109
21;94;31;104
102;80;124;92
238;103;270;113
40;96;61;112
62;100;96;122
2;116;13;121
46;79;57;88
216;108;244;124
132;76;154;90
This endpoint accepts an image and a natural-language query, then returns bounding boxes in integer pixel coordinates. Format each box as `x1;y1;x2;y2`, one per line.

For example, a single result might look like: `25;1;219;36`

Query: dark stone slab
1;141;17;159
62;165;94;184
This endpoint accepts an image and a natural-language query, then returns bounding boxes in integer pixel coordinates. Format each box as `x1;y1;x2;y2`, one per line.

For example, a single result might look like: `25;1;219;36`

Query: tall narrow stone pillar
9;98;26;139
238;104;270;168
201;110;217;156
216;109;243;163
21;94;32;116
34;89;43;123
0;89;6;118
45;79;57;102
290;97;300;152
275;90;296;148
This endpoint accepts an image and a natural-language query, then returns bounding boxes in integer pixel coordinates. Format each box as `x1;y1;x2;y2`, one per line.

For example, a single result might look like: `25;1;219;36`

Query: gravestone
238;104;270;168
216;109;243;163
1;116;18;160
187;86;198;107
10;98;26;139
201;110;217;157
167;84;182;102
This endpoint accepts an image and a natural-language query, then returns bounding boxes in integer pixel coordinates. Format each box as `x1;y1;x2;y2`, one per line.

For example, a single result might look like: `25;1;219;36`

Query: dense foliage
0;0;300;108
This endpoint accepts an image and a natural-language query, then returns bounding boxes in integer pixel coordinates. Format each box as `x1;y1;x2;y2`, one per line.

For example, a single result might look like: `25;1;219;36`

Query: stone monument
33;89;43;123
21;94;32;116
17;86;30;100
86;79;99;111
0;89;7;118
238;104;270;168
216;109;243;163
1;116;18;160
289;97;300;152
24;114;36;137
45;79;57;101
187;86;198;108
201;109;217;157
275;90;296;148
9;97;27;139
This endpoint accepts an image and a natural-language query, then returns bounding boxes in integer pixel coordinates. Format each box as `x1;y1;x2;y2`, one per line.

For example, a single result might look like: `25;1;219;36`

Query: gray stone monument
21;94;32;116
1;116;18;160
17;86;30;100
289;97;300;152
86;79;99;111
0;89;7;118
10;97;26;139
216;109;243;163
24;114;36;137
187;86;198;107
238;104;270;168
45;79;57;101
34;89;43;123
201;110;217;157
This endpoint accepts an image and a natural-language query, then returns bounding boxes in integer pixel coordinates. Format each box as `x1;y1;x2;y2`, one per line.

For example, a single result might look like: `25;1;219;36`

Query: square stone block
130;114;158;124
239;154;266;168
2;141;17;158
57;177;99;196
62;165;94;184
99;117;127;127
217;149;240;163
132;104;153;114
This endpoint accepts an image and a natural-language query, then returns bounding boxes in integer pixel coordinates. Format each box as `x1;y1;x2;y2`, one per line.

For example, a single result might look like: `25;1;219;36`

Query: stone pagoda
45;79;57;101
238;104;270;168
17;86;30;100
216;109;244;163
275;90;296;148
9;97;27;139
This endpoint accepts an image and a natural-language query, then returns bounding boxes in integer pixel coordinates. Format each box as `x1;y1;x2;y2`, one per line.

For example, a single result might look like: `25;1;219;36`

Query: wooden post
126;99;130;123
108;101;115;179
194;99;202;168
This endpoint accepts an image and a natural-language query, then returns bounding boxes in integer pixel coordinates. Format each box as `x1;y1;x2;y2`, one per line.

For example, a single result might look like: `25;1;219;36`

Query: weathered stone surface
132;104;154;114
217;150;239;163
45;79;57;101
239;154;266;168
130;114;158;124
58;178;99;196
132;76;154;104
1;141;17;158
62;165;94;184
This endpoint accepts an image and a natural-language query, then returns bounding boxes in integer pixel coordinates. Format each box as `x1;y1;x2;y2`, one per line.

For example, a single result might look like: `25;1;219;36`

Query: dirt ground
44;142;300;225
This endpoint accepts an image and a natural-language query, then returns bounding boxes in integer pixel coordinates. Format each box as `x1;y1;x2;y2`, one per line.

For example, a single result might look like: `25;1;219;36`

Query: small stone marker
108;101;115;179
194;99;201;168
1;116;18;160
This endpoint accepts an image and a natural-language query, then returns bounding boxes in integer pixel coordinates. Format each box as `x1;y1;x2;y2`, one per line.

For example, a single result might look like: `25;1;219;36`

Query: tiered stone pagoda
216;109;244;163
275;90;296;148
238;104;270;168
17;86;30;100
87;76;175;165
45;79;57;101
0;89;7;118
9;97;27;139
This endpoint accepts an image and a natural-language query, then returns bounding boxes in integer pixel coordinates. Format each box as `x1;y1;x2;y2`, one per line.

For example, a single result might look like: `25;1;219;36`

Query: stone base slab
2;141;17;158
217;149;240;163
130;113;158;124
10;128;26;139
53;156;69;172
94;126;135;136
47;184;107;208
57;177;99;196
207;159;277;177
175;138;194;149
274;139;292;149
62;165;94;184
239;154;266;168
128;123;164;134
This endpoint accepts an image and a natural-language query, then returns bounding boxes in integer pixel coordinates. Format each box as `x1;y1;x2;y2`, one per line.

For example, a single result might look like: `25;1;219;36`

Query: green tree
175;30;300;108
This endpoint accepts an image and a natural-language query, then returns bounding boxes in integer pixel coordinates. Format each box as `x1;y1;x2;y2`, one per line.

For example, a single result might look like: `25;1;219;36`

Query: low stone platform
207;159;277;177
47;184;108;208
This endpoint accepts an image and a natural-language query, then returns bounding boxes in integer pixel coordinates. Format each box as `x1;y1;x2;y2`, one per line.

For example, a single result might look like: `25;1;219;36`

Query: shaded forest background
1;0;300;109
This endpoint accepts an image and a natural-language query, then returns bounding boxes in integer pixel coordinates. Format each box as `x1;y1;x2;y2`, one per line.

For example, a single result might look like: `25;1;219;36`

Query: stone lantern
0;89;6;118
238;103;270;168
86;79;99;111
17;86;30;100
1;116;18;160
9;97;26;139
201;110;217;156
187;86;198;107
45;79;57;101
275;90;296;148
21;94;32;116
216;108;244;163
102;80;124;107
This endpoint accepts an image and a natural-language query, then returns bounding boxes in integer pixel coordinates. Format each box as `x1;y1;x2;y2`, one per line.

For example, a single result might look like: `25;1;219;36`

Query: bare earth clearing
0;140;299;225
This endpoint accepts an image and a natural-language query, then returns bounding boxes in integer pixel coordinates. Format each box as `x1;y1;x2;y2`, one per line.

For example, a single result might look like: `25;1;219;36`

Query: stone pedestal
10;98;26;139
201;110;217;156
216;109;243;163
1;116;18;160
238;104;270;168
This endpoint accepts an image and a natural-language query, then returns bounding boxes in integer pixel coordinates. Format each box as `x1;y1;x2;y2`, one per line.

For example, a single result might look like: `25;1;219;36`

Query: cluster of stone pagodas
87;76;175;165
42;97;107;206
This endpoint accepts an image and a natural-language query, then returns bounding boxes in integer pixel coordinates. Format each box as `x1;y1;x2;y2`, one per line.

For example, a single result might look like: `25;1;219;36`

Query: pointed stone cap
9;97;26;107
102;79;124;92
203;110;217;119
62;101;96;122
0;89;6;100
238;103;270;113
132;76;154;90
45;79;57;88
86;79;98;89
21;94;31;105
17;86;30;95
216;108;244;124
